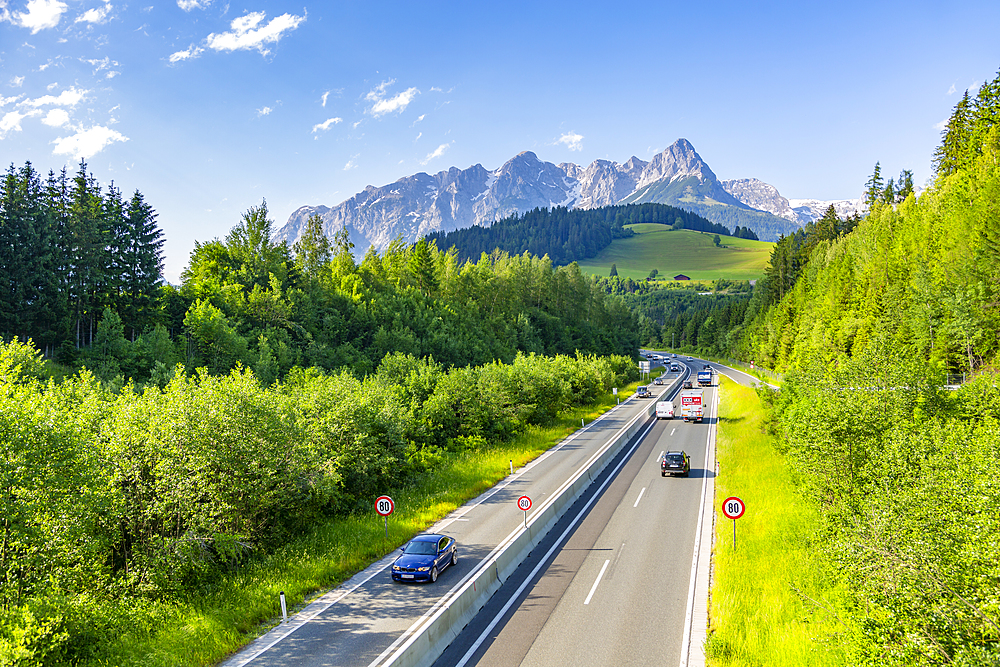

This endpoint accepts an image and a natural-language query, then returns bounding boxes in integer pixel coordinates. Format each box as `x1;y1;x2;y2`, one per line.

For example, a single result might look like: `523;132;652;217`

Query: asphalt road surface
432;360;715;667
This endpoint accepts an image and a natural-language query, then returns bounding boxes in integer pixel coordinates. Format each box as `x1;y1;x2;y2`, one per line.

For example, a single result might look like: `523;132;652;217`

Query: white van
655;401;675;419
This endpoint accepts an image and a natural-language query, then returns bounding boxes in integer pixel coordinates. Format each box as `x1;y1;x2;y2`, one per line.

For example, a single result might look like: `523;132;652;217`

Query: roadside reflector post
280;591;288;624
510;459;513;475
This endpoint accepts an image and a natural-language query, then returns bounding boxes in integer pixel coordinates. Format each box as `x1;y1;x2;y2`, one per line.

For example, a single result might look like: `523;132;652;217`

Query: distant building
673;274;690;281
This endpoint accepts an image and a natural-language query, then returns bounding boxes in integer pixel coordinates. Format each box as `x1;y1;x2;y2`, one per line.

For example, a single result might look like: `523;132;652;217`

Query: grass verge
707;376;847;666
98;381;647;666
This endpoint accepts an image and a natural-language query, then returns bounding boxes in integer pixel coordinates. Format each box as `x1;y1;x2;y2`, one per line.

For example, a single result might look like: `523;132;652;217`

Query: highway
220;360;690;667
431;354;718;667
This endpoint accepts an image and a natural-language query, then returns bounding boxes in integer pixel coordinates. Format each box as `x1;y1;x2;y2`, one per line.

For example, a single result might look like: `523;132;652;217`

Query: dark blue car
391;534;457;583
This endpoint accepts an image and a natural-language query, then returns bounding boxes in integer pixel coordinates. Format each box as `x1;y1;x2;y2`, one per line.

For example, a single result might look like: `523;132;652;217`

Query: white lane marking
453;419;658;667
583;559;611;605
670;428;676;436
633;487;646;508
679;383;719;667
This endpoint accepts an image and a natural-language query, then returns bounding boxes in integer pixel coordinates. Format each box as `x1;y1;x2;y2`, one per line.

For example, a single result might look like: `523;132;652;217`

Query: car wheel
451;550;458;566
661;471;666;477
430;566;438;583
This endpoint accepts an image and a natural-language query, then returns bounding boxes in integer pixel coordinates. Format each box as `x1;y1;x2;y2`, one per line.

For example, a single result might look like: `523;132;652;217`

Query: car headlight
392;565;400;571
417;567;430;572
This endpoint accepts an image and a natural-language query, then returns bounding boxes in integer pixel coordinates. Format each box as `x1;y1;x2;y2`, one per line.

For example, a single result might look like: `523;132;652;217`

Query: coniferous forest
425;202;734;265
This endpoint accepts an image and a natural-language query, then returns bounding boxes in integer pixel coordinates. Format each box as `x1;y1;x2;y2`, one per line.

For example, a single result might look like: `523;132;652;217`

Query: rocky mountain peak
274;138;807;254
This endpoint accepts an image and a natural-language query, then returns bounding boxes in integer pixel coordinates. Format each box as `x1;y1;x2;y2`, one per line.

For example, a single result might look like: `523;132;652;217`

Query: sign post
722;496;745;552
517;495;532;528
375;495;395;540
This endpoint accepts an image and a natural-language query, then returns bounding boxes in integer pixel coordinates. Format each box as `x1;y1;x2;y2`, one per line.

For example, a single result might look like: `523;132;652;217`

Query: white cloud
11;75;25;87
368;86;419;117
947;83;956;95
420;142;450;165
10;0;67;33
169;45;204;63
177;0;208;10
343;157;357;170
205;10;305;56
1;109;40;137
321;91;329;107
933;117;949;132
257;106;272;116
41;107;69;126
84;56;119;76
20;86;87;108
557;131;584;151
0;95;22;107
312;116;342;133
411;113;425;127
76;1;111;24
414;131;421;142
51;125;127;159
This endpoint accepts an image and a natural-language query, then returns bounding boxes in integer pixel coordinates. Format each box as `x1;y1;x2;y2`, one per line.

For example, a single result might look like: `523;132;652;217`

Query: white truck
655;400;675;419
679;389;704;422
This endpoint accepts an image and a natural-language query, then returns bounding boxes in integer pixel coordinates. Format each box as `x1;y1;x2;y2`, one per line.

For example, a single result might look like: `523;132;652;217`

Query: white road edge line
633;487;646;508
583;559;611;605
453;419;657;667
678;381;719;667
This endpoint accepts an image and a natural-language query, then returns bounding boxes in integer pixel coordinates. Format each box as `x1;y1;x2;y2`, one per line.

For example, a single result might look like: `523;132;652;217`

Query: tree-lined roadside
708;376;847;666
0;339;638;665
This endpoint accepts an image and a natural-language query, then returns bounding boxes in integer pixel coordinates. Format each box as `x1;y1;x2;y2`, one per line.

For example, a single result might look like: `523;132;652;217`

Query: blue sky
2;0;999;282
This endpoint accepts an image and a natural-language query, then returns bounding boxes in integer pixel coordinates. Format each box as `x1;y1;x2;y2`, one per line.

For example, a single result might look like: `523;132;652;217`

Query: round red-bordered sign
375;495;395;516
722;496;745;520
517;495;532;511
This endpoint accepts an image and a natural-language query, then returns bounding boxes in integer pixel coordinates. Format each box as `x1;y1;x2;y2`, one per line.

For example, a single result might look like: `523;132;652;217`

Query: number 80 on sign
722;496;745;520
375;496;394;517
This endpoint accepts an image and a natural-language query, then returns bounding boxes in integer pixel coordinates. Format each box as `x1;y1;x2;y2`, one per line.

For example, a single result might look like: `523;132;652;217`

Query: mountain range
275;139;861;254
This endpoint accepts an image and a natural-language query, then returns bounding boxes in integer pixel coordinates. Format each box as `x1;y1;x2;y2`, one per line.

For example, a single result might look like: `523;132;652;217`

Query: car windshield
665;454;685;463
403;540;438;555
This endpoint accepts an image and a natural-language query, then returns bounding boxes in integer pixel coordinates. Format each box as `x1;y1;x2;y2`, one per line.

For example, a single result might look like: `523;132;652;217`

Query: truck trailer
697;369;713;386
680;389;704;422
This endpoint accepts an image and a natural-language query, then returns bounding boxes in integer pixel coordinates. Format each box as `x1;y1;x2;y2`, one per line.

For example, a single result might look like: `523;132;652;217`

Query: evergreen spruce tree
68;160;108;347
609;263;618;277
120;190;164;339
933;91;973;178
863;162;885;211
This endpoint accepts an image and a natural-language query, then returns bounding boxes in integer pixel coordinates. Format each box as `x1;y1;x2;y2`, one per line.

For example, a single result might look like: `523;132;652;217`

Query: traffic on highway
221;354;760;667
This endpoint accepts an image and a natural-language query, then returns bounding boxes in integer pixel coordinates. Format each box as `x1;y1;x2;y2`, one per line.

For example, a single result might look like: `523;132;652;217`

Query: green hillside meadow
575;225;774;281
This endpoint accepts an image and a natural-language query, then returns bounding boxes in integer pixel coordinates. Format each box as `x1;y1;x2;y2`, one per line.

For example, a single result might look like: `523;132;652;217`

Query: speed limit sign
722;496;745;551
517;495;531;528
375;495;395;516
722;496;744;520
375;495;394;540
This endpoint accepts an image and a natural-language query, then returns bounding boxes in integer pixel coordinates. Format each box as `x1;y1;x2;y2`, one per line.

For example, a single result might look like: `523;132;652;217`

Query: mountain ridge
276;139;853;254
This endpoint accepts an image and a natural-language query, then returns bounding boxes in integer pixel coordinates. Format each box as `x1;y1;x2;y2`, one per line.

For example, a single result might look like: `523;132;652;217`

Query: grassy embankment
576;225;773;282
103;375;659;666
708;376;848;665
